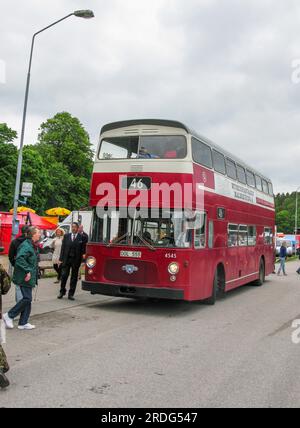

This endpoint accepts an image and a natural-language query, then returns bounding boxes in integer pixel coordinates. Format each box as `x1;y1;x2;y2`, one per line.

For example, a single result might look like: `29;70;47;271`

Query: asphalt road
1;260;300;408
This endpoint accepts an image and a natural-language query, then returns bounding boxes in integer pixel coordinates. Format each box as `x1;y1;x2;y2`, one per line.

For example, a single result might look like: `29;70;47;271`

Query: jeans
8;286;33;326
15;284;23;303
278;257;286;275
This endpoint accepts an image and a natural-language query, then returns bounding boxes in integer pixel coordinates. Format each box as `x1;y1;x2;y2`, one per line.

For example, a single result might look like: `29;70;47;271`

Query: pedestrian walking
57;223;85;301
0;264;11;388
3;227;41;331
296;247;300;275
51;228;64;284
8;225;30;302
277;241;288;276
77;224;88;281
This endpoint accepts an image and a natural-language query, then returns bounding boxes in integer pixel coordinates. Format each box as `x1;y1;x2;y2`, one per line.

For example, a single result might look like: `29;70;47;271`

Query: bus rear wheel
252;258;265;286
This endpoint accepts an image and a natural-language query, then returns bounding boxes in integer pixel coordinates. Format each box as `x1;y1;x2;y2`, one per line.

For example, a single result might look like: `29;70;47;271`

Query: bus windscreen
98;136;187;160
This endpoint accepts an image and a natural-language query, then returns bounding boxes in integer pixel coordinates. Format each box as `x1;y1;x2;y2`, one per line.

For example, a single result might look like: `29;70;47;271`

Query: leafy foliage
0;113;94;214
275;193;299;234
0;124;18;210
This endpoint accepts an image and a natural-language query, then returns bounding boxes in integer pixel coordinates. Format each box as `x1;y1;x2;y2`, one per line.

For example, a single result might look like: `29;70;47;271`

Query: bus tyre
204;272;218;305
253;259;265;286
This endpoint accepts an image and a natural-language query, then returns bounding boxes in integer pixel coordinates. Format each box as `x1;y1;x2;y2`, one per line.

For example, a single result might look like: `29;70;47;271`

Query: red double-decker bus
82;120;275;304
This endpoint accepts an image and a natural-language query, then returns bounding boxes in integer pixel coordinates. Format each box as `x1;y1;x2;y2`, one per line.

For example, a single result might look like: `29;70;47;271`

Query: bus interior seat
164;151;177;159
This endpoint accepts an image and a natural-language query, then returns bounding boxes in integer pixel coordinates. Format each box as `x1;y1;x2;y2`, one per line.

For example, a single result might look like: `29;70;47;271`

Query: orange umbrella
9;206;36;214
45;207;71;216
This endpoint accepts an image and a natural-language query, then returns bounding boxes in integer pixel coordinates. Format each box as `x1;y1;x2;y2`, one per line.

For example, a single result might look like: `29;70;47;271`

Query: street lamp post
11;10;94;241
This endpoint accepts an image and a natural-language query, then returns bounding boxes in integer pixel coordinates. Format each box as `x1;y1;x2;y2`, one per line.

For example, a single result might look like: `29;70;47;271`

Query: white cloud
1;0;300;194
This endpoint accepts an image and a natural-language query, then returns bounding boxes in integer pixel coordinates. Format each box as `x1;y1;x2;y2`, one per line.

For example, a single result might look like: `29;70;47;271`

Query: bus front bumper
82;281;184;300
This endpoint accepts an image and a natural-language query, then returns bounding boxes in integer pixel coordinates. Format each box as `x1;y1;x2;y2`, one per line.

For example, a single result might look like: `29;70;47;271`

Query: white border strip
226;271;259;285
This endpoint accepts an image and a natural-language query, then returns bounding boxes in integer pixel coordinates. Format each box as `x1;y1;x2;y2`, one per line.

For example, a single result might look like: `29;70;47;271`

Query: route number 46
129;178;145;190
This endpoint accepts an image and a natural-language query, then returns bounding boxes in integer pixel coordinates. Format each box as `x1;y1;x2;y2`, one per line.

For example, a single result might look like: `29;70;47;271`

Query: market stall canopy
0;211;56;230
0;211;56;255
45;207;71;216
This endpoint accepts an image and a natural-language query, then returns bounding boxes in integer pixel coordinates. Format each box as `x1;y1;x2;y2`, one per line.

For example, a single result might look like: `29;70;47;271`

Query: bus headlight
168;262;179;275
86;256;96;269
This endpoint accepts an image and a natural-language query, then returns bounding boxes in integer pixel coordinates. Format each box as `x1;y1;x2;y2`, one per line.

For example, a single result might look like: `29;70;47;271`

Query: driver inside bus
138;146;159;159
142;231;153;245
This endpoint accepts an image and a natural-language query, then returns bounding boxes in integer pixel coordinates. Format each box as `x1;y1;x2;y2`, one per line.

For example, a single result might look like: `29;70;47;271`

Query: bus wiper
107;233;129;247
136;234;156;251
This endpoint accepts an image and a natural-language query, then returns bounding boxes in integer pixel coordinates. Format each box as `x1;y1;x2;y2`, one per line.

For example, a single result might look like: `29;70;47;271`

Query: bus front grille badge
122;265;139;275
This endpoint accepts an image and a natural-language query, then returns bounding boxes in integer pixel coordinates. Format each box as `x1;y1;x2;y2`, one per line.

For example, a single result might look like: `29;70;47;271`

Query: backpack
0;265;11;295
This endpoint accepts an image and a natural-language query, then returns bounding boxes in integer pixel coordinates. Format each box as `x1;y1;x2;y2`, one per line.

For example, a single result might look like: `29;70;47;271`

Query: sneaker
3;313;14;329
18;323;36;330
0;370;10;388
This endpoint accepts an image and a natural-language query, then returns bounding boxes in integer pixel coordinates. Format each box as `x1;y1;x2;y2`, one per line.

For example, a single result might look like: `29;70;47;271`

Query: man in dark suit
78;225;88;281
58;223;85;300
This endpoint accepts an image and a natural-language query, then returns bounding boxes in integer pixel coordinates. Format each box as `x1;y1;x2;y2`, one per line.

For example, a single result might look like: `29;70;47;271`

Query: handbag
0;264;11;295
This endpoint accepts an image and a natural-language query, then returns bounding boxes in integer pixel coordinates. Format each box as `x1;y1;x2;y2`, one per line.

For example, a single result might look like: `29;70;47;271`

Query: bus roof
100;119;272;183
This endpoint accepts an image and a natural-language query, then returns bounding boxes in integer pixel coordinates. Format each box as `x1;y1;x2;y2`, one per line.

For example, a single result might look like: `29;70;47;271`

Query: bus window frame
268;182;274;196
236;164;247;184
98;134;188;161
212;150;226;175
226;158;237;180
255;175;263;192
194;211;207;250
228;223;238;247
246;170;256;188
238;224;248;246
262;179;269;194
192;137;213;169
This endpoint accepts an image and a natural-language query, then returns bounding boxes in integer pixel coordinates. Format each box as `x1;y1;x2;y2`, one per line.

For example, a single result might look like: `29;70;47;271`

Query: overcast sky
1;0;300;194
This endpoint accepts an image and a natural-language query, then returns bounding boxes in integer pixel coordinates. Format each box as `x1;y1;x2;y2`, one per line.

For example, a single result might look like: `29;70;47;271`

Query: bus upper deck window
226;159;237;180
262;179;269;194
255;175;263;192
237;165;246;184
192;138;213;169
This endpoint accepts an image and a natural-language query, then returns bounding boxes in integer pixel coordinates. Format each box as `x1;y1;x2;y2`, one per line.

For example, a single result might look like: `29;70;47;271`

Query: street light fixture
11;10;94;242
74;10;95;18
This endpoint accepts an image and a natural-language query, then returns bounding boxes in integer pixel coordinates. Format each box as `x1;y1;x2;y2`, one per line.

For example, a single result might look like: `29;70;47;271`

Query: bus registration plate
120;251;142;258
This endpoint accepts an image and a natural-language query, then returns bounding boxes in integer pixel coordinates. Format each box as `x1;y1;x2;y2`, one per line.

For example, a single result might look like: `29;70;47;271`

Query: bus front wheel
204;268;224;305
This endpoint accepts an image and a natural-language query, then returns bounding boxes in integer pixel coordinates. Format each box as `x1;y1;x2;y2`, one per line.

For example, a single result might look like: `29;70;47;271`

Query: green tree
21;145;53;213
0;123;18;210
274;191;300;234
36;112;94;211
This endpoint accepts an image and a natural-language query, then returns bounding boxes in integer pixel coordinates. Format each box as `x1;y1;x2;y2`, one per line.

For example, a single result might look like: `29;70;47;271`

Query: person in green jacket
3;226;41;331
